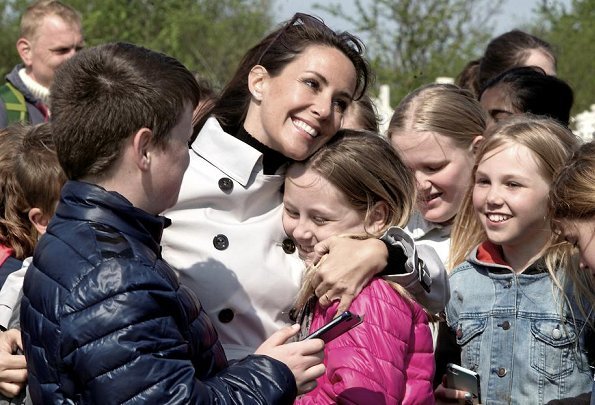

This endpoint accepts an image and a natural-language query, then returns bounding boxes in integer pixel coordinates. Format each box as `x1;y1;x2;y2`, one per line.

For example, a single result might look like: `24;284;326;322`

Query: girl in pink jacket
284;130;435;404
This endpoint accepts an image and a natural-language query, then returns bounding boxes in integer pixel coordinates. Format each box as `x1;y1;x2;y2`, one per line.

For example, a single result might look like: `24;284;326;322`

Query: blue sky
274;0;570;36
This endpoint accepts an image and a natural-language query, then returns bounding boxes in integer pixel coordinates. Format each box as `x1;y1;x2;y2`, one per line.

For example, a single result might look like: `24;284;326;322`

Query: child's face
148;103;193;214
391;131;475;224
558;219;595;278
282;165;367;262
473;143;551;251
523;48;557;76
480;85;517;130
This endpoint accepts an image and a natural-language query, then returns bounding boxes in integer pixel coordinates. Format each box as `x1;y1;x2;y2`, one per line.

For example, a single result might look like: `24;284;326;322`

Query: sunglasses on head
256;13;333;66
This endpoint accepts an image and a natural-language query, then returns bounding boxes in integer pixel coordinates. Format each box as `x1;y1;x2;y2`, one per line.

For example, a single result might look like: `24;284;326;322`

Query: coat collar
191;117;268;187
405;211;452;240
6;64;40;104
56;181;169;254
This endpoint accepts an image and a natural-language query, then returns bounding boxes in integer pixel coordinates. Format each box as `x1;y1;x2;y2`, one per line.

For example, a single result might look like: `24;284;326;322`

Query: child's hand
310;236;386;315
255;324;325;394
0;329;27;398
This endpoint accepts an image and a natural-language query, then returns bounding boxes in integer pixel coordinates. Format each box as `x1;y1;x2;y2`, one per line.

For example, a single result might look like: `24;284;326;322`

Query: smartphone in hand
446;363;481;404
302;311;363;343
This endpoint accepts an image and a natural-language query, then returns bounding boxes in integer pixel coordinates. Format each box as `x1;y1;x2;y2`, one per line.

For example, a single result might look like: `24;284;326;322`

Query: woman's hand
256;324;325;395
0;329;27;398
309;236;387;316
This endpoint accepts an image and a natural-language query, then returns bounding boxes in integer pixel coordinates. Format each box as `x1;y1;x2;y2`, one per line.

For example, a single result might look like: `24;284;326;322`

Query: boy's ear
469;135;484;155
16;38;33;67
366;201;389;234
248;65;269;102
131;128;154;171
28;208;51;235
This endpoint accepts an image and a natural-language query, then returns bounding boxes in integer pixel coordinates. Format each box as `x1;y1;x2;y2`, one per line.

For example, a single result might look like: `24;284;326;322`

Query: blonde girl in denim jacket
436;117;593;404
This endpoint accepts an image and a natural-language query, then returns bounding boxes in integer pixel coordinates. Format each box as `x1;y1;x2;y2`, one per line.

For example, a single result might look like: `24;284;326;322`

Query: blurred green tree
532;0;594;116
0;0;273;90
315;0;503;105
0;0;22;78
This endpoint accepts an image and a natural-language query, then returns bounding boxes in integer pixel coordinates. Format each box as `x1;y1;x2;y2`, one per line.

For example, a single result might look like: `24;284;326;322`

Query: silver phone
303;311;363;343
446;363;481;404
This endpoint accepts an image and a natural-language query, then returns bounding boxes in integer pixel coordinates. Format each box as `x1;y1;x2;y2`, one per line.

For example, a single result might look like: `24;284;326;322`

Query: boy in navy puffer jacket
20;42;324;405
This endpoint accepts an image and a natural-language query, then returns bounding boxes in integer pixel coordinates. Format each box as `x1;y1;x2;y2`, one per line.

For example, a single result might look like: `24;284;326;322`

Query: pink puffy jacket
295;278;435;404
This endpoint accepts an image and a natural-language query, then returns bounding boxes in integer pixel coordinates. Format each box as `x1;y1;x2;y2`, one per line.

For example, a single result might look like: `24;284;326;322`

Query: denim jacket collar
468;241;548;275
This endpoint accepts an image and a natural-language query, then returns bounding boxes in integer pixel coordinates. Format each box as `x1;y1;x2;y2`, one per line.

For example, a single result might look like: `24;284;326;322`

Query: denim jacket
446;242;593;404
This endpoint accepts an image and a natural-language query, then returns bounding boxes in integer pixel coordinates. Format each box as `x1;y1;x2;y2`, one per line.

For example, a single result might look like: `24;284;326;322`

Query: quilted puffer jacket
20;181;296;404
295;278;435;404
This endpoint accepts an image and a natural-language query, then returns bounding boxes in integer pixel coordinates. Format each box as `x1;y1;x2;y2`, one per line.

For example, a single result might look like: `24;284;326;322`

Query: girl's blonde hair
551;141;595;221
387;83;486;149
290;130;420;312
450;116;578;271
550;141;595;323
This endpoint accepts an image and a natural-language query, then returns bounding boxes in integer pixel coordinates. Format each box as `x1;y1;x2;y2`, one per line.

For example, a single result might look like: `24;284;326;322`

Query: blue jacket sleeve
22;257;296;404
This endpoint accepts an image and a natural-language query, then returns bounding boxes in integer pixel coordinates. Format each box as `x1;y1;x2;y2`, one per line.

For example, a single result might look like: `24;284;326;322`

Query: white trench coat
162;117;447;360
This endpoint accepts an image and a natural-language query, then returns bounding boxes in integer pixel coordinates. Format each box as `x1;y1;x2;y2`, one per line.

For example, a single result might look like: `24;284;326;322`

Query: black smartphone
303;311;363;343
446;363;481;404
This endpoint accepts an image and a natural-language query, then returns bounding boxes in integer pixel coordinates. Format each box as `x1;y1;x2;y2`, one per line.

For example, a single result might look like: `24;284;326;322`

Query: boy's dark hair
15;123;66;218
51;42;200;180
480;66;573;126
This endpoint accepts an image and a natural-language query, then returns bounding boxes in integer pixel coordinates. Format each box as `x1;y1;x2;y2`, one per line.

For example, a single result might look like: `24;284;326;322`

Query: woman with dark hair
162;13;446;361
480;66;573;128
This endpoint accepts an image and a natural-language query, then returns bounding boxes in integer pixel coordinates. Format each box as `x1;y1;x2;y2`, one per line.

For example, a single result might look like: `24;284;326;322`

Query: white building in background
371;84;393;134
435;77;455;85
573;105;595;142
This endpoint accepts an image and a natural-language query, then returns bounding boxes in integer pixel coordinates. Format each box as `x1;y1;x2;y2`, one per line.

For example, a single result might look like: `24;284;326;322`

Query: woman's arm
310;227;449;315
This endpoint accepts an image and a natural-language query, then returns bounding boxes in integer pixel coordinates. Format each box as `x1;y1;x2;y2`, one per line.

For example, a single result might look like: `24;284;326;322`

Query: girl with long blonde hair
438;116;593;403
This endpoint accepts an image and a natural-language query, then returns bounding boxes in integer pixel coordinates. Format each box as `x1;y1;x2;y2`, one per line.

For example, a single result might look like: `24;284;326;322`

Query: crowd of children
0;2;593;404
